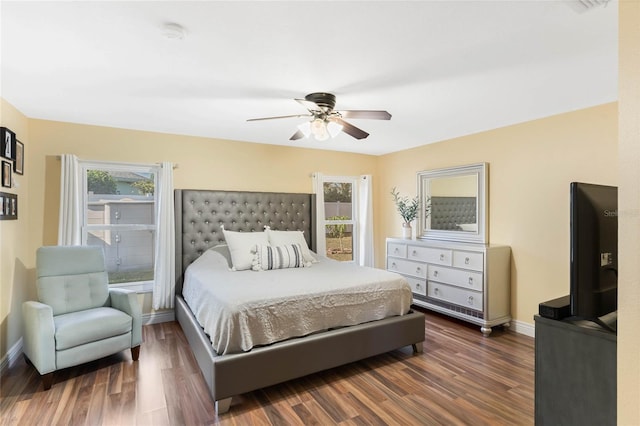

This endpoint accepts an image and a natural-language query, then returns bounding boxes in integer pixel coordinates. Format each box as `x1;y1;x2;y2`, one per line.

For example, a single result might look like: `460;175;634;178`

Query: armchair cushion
54;307;132;351
36;246;109;315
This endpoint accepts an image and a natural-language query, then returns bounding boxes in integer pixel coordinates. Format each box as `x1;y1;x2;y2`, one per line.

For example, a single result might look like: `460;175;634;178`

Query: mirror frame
417;162;488;244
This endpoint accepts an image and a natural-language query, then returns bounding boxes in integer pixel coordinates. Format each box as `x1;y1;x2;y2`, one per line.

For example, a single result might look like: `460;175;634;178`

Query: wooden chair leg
131;345;140;361
42;372;54;390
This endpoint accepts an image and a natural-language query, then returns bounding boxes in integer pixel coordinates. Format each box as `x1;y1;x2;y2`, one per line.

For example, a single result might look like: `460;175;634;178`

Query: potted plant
391;187;419;238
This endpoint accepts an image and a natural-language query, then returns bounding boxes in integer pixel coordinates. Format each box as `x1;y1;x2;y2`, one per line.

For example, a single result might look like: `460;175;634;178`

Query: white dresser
386;237;511;335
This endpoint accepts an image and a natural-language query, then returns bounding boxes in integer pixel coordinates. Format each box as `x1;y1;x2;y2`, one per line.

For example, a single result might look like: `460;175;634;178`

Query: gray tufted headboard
430;196;477;230
174;189;316;292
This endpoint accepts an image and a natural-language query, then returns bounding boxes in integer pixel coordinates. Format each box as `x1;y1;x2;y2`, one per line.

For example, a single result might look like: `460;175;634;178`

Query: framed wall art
14;140;24;175
2;161;12;188
1;127;16;161
0;192;17;220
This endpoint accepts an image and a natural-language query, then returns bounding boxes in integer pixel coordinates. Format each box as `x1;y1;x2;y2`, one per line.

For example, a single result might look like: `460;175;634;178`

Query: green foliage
327;215;350;251
132;179;155;195
87;170;117;194
323;183;352;202
391;187;419;224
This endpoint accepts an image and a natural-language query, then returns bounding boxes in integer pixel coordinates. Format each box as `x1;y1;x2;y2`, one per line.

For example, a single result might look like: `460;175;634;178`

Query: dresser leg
215;397;232;414
480;326;492;336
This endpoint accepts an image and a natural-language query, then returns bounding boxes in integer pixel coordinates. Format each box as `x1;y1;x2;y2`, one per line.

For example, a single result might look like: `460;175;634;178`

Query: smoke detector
161;23;186;40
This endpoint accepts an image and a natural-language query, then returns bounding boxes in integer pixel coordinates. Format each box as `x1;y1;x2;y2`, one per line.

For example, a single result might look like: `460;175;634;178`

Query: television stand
534;314;616;425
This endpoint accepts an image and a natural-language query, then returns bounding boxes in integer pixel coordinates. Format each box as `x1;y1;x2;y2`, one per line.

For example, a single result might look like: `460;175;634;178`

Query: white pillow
221;228;269;271
266;229;317;263
252;244;310;271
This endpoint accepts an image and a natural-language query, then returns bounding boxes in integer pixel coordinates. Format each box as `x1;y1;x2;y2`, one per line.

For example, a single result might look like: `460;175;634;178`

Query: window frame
318;175;359;263
79;160;160;292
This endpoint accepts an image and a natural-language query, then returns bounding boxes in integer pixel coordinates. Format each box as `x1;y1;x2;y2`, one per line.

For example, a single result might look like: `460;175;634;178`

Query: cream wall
618;1;640;422
0;99;31;361
376;103;619;326
28;119;379;248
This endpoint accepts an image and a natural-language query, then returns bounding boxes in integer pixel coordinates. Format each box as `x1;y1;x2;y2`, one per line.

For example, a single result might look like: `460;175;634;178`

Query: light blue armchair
22;246;142;389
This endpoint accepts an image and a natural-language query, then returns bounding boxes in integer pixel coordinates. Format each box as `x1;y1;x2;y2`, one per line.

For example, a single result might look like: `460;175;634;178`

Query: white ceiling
0;1;618;156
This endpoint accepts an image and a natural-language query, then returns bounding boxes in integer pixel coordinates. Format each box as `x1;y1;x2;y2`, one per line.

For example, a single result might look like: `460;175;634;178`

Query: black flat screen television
569;182;618;331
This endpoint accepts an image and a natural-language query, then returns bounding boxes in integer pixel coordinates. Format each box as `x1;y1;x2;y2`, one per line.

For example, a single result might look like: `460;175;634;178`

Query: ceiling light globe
311;118;329;141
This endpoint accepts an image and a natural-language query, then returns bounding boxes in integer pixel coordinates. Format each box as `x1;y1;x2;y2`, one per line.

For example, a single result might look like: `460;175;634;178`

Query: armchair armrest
109;288;143;346
22;301;56;374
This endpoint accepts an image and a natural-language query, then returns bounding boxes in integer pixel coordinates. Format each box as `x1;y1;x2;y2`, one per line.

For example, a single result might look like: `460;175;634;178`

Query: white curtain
358;174;374;267
312;172;327;257
153;162;176;310
58;154;82;245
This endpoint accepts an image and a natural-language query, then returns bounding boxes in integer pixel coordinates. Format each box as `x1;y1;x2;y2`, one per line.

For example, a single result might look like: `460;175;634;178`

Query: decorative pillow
221;227;269;271
265;229;317;263
252;244;311;271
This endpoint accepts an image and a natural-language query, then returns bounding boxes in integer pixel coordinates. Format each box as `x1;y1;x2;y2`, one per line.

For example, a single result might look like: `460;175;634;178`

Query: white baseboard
142;309;175;325
0;337;23;376
511;319;535;337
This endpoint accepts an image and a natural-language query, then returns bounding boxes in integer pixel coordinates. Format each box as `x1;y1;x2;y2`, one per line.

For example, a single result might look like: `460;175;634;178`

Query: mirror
417;162;488;244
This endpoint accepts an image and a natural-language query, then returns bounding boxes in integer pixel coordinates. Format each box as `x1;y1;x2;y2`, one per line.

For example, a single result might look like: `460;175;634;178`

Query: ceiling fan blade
295;98;324;112
338;110;392;120
289;129;305;141
330;117;369;140
247;114;311;122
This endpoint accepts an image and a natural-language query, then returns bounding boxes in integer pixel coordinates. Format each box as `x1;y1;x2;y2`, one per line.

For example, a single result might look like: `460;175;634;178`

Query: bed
174;189;426;414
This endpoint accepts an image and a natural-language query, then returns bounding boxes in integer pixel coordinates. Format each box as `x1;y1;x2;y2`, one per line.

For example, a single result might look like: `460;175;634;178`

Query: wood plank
0;308;534;425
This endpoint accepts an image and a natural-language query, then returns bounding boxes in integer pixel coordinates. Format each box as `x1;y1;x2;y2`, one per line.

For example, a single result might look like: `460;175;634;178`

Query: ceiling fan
247;92;392;141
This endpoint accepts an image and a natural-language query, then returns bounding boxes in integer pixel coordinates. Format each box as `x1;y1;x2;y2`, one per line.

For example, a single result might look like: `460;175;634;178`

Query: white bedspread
183;249;413;355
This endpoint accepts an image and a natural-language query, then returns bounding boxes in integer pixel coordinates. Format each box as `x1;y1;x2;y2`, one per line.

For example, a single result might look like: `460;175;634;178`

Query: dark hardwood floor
1;308;534;425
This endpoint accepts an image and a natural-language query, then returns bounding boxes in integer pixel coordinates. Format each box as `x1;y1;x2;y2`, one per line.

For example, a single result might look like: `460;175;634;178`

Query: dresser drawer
387;243;407;258
452;250;484;271
428;265;483;292
428;282;483;311
387;258;427;279
405;276;427;296
407;246;452;266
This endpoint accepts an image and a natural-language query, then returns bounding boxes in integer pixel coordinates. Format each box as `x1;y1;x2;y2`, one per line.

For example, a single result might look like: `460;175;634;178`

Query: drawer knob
439;254;445;261
465;257;470;265
468;277;473;285
433;270;438;277
412;250;417;256
434;287;439;294
416;267;422;274
416;283;421;289
394;248;399;254
391;262;397;269
468;296;474;305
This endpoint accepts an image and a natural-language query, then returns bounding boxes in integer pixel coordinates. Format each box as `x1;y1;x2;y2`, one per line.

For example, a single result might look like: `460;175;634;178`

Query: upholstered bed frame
430;196;477;230
174;189;426;414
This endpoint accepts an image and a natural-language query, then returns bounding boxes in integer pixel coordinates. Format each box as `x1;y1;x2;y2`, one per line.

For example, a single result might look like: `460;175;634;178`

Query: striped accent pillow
252;244;310;271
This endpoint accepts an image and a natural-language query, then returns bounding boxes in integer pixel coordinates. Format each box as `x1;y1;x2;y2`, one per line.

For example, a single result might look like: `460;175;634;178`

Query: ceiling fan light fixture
310;118;329;141
327;121;343;138
297;121;311;138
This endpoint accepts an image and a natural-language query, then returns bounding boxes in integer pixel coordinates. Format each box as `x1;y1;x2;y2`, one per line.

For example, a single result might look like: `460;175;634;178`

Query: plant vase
402;223;412;239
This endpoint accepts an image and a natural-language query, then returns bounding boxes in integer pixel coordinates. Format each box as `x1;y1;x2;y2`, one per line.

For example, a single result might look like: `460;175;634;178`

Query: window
80;161;159;287
320;177;358;262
